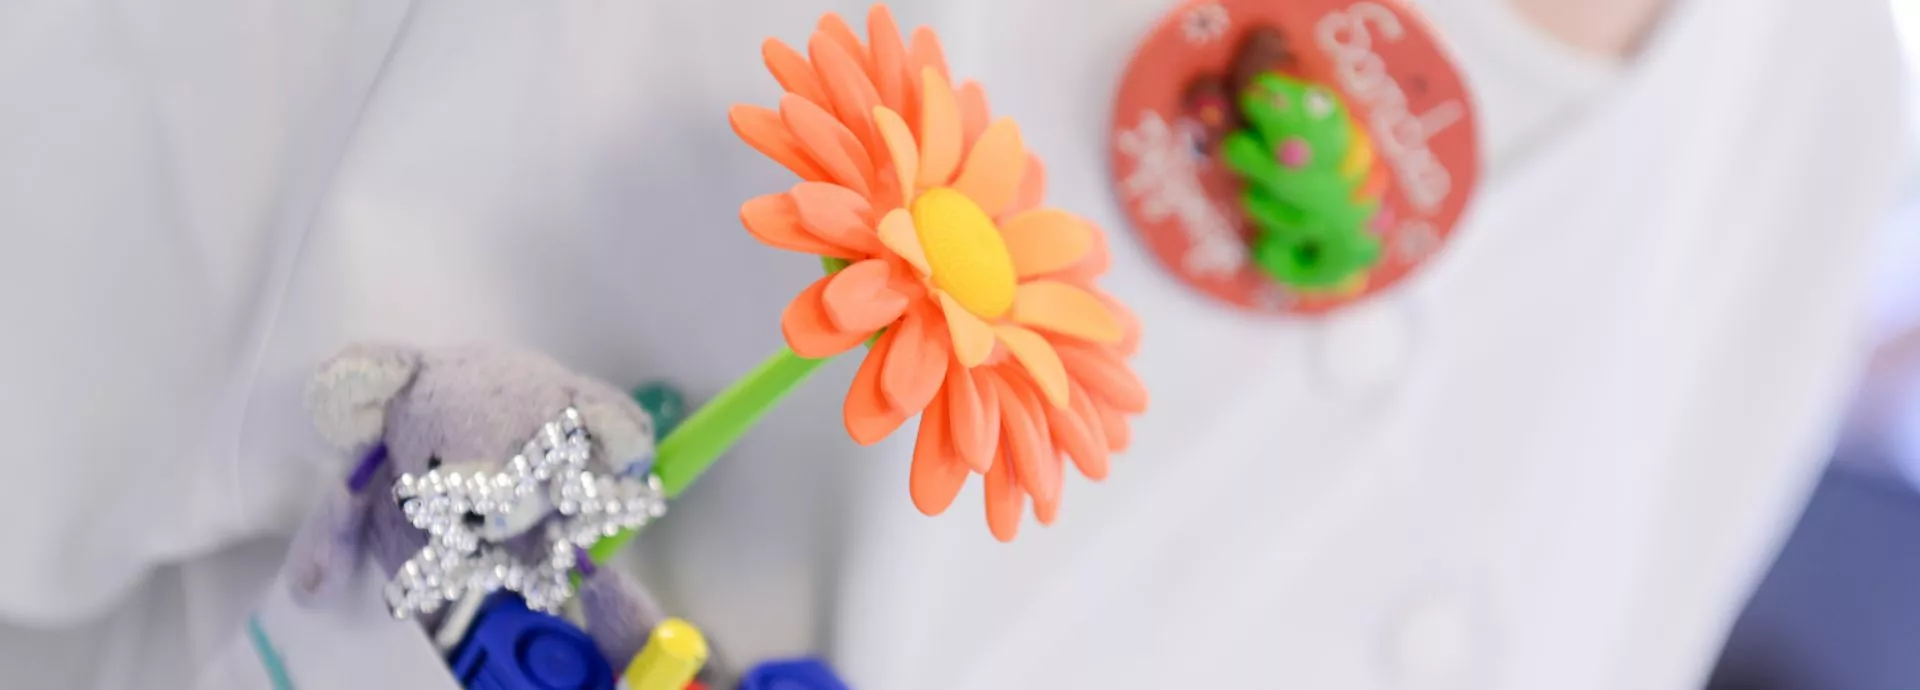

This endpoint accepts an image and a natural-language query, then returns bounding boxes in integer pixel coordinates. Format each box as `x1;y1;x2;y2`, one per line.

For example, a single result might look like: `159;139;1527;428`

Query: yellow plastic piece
619;618;710;690
1339;119;1374;180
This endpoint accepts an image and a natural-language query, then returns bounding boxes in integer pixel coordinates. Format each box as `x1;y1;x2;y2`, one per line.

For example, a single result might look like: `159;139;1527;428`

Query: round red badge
1110;0;1479;314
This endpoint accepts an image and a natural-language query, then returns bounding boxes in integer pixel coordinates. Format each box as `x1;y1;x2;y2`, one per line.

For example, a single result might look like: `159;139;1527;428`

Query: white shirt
0;0;1905;688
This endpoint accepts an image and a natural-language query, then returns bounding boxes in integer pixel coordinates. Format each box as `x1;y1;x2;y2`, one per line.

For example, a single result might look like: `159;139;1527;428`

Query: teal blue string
247;615;295;690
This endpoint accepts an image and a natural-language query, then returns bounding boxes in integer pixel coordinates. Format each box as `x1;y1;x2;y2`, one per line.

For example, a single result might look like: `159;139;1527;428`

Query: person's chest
26;0;1891;686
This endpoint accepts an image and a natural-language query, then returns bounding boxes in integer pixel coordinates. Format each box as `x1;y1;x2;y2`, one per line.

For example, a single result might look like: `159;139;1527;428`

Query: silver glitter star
384;407;668;619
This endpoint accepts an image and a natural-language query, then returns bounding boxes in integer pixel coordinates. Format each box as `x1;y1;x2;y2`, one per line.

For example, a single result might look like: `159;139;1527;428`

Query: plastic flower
728;4;1146;541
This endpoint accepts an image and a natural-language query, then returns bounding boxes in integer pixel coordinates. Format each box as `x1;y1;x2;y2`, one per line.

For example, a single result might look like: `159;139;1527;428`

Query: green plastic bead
631;382;690;439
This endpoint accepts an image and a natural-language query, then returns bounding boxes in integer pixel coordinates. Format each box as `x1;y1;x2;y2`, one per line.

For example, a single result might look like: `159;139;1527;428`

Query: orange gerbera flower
729;4;1146;541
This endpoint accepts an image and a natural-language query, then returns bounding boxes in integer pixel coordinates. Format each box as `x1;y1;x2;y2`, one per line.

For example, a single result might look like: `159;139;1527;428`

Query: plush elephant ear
574;383;657;477
305;342;422;450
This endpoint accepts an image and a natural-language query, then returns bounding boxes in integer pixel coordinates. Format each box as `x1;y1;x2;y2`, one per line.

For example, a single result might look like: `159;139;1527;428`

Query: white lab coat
0;0;1906;688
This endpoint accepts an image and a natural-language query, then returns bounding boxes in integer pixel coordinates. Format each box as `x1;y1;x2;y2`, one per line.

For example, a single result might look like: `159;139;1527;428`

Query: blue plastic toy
448;593;615;690
739;658;850;690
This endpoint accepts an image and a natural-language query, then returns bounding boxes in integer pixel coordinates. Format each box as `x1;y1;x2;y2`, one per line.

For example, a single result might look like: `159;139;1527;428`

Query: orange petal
983;444;1024;542
938;292;996;367
946;359;999;473
906;26;951;87
992;324;1070;408
997;374;1061;508
816;12;868;71
790;182;882;255
729;104;830;182
873;107;918;202
845;329;912;445
1100;290;1142;356
909;395;969;516
1055;341;1148;413
881;300;950;414
882;253;929;301
1051;222;1112;284
1025;410;1063;527
1061;384;1111;480
1019;378;1061;505
1033;486;1060;526
809;33;884;167
780;94;872;197
1003;154;1047;219
1002;209;1093;278
866;5;911;115
956;80;990;150
762;39;830;109
951;118;1026;218
1096;401;1131;452
783;274;873;358
877;208;930;275
740;193;857;258
1012;281;1123;344
822;259;908;333
917;68;963;189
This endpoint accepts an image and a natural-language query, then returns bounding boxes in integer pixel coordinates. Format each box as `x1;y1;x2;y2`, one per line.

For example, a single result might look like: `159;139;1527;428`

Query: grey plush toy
285;342;668;665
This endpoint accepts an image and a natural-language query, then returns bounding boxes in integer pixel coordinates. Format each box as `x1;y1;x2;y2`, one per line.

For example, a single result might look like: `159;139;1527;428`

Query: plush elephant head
286;343;667;662
307;343;657;488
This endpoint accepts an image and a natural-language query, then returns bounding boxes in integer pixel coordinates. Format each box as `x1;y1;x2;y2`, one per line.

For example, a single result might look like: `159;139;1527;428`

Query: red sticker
1109;0;1479;314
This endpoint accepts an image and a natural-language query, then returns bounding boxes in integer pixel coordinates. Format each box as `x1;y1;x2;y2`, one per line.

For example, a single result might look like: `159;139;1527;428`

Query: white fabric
0;0;1906;688
0;0;411;623
192;558;459;690
1413;0;1622;171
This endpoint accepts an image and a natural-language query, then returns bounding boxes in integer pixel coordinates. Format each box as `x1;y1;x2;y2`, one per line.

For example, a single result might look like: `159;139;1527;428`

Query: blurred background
1704;1;1920;687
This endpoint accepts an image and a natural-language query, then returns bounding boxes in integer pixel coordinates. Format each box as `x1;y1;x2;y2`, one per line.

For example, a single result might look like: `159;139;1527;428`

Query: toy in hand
1221;72;1387;294
727;4;1148;541
286;343;672;664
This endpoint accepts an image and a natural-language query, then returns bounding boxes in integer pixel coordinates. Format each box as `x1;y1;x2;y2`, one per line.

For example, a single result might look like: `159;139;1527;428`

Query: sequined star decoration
384;407;669;619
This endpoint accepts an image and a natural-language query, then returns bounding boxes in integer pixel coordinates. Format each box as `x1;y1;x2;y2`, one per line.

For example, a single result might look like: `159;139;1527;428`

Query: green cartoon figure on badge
1220;72;1386;295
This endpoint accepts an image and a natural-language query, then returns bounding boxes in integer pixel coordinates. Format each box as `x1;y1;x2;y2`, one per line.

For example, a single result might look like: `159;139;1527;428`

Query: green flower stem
587;346;831;563
586;257;851;569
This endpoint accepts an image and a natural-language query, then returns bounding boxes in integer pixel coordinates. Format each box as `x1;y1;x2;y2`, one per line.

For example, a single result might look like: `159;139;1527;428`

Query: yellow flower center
911;187;1017;318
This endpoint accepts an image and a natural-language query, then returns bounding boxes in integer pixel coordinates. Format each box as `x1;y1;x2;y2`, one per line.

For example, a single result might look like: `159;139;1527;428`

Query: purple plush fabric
286;343;666;662
579;560;668;664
